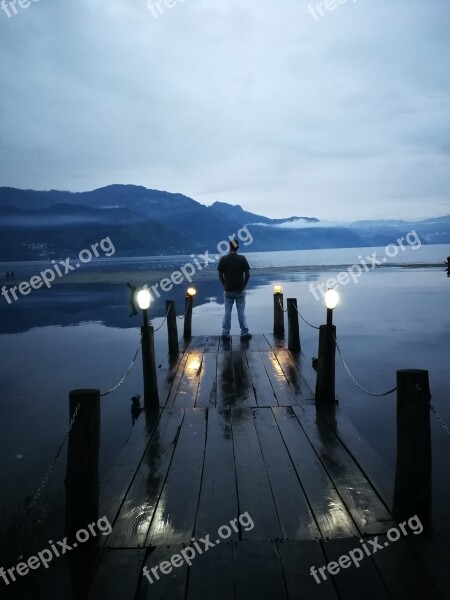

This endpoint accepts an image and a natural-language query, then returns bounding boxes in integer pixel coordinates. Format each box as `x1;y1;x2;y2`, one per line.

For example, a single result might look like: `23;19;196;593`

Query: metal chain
334;337;397;397
154;305;171;332
416;384;450;436
176;301;191;320
277;296;321;330
27;402;81;511
100;340;141;397
277;296;289;313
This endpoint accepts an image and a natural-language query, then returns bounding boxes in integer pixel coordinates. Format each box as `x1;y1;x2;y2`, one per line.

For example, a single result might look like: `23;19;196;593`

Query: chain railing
278;295;321;330
416;383;450;436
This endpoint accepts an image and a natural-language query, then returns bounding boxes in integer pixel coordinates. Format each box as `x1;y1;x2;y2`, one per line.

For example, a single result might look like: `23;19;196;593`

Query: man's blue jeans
222;291;249;336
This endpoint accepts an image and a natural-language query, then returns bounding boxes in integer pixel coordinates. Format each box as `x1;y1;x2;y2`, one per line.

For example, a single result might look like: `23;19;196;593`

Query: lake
0;243;449;563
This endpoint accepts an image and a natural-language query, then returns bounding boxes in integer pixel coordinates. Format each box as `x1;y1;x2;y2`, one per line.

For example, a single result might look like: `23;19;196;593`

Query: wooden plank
139;545;189;600
204;335;220;353
275;350;313;403
232;350;257;407
251;407;320;540
277;540;340;600
264;333;286;350
165;353;190;408
370;534;442;599
188;335;209;350
107;408;185;548
157;353;185;407
195;353;217;407
173;352;203;408
318;405;395;512
245;352;278;407
98;412;161;530
87;549;145;600
287;351;318;398
294;406;395;536
195;408;239;539
272;407;358;539
187;541;234;600
320;538;391;599
216;351;236;407
234;541;288;600
218;335;232;352
231;408;282;540
251;334;272;352
145;408;207;545
259;351;297;406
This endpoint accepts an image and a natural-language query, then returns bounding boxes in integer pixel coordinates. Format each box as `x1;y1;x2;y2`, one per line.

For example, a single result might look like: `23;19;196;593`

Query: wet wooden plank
264;333;286;350
107;408;185;548
98;412;161;530
245;352;278;407
195;353;217;407
195;408;239;539
172;352;203;407
216;351;236;407
145;408;207;546
272;407;358;540
371;534;442;599
204;335;220;353
218;335;232;352
252;408;320;540
87;549;145;600
139;545;189;600
251;334;272;352
259;351;297;406
274;350;314;403
294;406;395;536
277;540;340;600
157;353;186;407
186;541;234;600
165;353;190;408
318;405;394;511
234;542;288;600
189;335;209;350
320;538;391;599
232;350;257;407
231;408;282;541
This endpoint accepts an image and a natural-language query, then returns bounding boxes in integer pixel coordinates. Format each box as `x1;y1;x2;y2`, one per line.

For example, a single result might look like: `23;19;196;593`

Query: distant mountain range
0;185;449;260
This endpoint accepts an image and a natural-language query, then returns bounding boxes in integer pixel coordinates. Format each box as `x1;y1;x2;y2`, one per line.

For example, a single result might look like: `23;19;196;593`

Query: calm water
0;244;449;549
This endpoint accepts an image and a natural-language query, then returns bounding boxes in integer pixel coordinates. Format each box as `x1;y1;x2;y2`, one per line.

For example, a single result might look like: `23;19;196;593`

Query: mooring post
184;295;193;339
287;298;301;352
393;369;432;528
141;308;159;411
315;324;336;404
65;389;100;541
166;300;179;354
273;292;285;338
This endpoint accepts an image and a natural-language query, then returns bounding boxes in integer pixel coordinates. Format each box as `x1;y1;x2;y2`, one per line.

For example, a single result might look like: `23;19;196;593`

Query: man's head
229;238;239;252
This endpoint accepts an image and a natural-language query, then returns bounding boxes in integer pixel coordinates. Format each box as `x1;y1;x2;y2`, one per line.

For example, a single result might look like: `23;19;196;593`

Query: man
218;238;252;340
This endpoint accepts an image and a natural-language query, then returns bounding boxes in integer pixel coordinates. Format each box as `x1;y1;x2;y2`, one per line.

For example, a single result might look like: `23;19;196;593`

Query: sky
0;0;449;222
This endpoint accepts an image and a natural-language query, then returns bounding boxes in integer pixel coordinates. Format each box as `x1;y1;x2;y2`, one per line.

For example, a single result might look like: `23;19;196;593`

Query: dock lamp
273;284;285;338
315;289;339;405
325;288;339;328
137;286;159;410
184;287;196;339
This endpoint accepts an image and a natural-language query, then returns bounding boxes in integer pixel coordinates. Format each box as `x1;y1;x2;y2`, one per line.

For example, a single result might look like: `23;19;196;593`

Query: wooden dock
85;335;442;599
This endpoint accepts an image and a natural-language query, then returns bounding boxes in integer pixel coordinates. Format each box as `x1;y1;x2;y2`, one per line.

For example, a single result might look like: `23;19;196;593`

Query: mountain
0;185;448;260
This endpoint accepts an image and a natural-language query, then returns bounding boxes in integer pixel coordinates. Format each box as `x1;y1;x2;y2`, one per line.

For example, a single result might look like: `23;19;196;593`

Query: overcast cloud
0;0;449;221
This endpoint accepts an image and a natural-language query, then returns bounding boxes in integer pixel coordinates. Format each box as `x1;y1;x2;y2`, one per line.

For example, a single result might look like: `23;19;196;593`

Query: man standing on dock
218;238;252;341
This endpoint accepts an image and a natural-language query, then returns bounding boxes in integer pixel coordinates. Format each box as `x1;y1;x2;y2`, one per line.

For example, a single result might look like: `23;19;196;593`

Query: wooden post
141;322;159;411
65;389;100;541
184;295;193;339
393;369;432;527
166;300;179;354
287;298;301;352
273;293;285;338
315;324;336;404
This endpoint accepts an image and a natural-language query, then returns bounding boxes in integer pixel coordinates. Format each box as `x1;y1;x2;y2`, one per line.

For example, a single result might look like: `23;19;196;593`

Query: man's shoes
222;334;231;340
240;333;252;341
